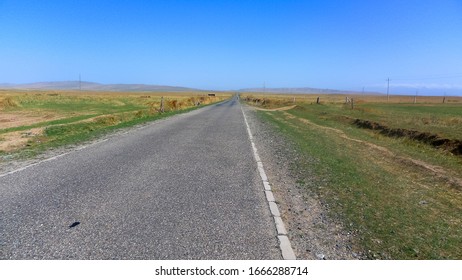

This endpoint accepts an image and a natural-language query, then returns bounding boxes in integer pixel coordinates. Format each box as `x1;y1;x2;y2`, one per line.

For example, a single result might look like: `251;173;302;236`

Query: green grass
293;103;462;140
1;104;213;160
242;93;462;139
352;103;462;140
0;114;99;134
1;91;229;160
287;104;462;174
257;105;462;259
10;94;149;113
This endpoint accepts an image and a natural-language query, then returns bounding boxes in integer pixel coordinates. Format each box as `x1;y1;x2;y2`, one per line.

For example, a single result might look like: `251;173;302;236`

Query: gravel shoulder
242;104;360;260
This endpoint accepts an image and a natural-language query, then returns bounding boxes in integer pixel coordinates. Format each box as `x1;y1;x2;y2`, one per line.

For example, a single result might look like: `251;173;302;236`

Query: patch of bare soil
0;112;62;129
243;105;361;259
353;119;462;157
0;128;44;152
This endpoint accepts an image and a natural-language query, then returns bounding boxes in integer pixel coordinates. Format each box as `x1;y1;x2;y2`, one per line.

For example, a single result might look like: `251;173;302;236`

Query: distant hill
239;87;378;95
0;81;200;92
239;87;462;96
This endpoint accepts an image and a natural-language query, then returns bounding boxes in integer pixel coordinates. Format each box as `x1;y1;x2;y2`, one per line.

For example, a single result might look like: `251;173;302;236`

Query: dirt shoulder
242;104;360;259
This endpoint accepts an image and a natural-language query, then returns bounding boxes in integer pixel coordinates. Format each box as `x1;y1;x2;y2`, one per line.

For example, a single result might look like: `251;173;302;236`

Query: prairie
0;90;229;159
243;93;462;259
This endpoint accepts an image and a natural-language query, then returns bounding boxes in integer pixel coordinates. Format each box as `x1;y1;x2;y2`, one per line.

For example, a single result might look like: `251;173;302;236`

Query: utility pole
79;73;81;92
414;90;417;104
386;78;390;102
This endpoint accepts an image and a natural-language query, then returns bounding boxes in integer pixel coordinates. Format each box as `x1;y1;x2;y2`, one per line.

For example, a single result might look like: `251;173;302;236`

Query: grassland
0;90;229;160
243;93;462;259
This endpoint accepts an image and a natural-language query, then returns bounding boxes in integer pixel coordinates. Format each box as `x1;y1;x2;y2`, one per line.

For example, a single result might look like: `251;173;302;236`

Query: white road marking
278;235;297;260
241;104;297;260
265;190;275;202
274;216;288;235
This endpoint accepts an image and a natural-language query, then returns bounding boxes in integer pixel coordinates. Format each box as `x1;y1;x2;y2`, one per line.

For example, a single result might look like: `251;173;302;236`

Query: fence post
160;96;164;113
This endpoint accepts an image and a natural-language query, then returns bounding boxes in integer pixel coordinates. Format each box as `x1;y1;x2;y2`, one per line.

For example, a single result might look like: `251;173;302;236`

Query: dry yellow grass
0;89;231;153
241;92;462;107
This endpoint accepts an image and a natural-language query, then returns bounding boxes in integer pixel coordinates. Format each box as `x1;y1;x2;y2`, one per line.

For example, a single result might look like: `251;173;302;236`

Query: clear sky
1;0;461;94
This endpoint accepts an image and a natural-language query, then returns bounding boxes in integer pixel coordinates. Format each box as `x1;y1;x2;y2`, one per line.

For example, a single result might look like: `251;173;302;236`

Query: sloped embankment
353;119;462;156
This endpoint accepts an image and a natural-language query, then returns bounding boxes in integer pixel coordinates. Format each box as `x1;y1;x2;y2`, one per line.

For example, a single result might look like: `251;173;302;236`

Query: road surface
0;96;281;259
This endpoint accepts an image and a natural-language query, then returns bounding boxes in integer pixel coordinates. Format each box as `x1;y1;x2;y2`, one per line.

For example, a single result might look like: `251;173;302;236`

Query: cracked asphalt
0;96;281;259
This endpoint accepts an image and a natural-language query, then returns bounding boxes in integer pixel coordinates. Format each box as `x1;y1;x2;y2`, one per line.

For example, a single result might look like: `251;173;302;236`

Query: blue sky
1;0;461;94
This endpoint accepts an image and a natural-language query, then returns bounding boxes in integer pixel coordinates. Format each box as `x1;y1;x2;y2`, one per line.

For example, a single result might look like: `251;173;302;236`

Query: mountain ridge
238;87;381;95
0;81;201;92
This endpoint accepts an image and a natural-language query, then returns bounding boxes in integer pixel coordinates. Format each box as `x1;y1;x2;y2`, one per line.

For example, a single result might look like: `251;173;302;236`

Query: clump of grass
166;99;179;110
242;94;295;108
134;110;145;118
0;97;20;109
95;115;119;126
146;101;160;114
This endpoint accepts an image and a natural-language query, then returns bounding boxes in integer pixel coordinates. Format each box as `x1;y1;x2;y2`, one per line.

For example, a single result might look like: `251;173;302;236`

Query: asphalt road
0;96;281;259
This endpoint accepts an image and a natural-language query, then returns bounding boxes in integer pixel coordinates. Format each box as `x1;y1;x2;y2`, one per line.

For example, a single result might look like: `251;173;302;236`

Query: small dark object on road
69;222;80;228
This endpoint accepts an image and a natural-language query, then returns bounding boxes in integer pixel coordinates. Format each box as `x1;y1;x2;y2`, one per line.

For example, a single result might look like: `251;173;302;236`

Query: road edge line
240;104;297;260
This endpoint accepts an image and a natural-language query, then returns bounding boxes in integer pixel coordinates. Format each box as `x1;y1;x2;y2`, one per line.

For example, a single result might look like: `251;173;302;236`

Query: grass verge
255;104;462;259
0;93;227;163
